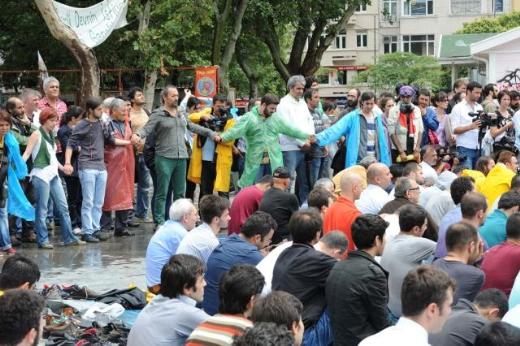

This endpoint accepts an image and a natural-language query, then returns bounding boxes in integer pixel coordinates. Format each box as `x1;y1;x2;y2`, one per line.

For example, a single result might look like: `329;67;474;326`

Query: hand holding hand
131;134;141;145
63;163;74;176
213;135;222;143
308;134;317;144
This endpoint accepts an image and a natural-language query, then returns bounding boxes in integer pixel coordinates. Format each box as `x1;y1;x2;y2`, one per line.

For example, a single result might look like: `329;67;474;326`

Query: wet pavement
0;223;155;293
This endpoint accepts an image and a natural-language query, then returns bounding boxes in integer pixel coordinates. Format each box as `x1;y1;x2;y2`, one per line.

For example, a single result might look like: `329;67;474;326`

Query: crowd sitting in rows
2;75;520;344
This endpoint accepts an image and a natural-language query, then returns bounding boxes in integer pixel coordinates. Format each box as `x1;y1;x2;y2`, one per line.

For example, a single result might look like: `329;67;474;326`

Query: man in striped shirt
186;264;264;346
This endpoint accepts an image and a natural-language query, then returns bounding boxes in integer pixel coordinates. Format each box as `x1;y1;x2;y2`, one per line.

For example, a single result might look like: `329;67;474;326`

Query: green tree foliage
458;11;520;34
355;53;448;91
249;0;368;81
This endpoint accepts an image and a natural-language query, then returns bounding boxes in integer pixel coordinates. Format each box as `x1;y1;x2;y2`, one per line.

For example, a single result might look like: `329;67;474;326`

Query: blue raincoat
316;108;391;168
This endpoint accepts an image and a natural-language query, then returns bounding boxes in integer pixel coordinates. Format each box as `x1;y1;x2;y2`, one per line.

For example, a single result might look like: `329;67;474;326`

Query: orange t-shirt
323;195;361;252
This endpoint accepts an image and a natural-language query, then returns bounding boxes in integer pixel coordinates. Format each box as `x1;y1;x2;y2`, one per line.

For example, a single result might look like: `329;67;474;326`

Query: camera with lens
468;110;501;128
200;108;231;132
400;103;414;115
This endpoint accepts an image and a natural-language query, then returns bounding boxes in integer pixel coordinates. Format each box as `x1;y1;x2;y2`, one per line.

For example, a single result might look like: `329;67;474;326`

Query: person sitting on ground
460;155;494;191
272;209;337;345
232;322;295;346
145;199;199;293
436;176;475;258
481;212;520;296
203;211;276;315
379;177;438;241
422;171;458;225
228;175;273;235
187;264;265;346
420;145;439;187
433;222;484;304
258;167;299;244
381;204;436;322
176;195;230;264
437;191;487;259
0;254;40;292
480;191;520;248
489;173;520;213
323;172;364;252
128;254;209;346
326;214;390;346
360;266;455;346
355;163;393;214
473;321;520;346
480;150;518;210
0;289;45;346
257;230;347;295
429;288;508;346
251;291;305;346
306;187;334;217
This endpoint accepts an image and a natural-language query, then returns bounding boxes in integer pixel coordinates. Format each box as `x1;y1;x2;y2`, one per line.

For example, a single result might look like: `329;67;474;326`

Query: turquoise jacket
316;108;391;168
5;131;34;221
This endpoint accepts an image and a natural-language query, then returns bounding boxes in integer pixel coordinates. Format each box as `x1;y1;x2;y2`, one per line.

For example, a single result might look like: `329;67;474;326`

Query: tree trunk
34;0;100;105
236;40;259;99
137;0;156;109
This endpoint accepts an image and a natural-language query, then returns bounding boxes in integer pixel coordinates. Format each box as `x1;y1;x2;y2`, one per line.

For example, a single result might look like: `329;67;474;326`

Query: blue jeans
0;207;11;250
302;309;333;346
135;155;151;219
283;150;309;203
79;169;107;235
457;146;480;169
255;164;272;183
32;175;76;246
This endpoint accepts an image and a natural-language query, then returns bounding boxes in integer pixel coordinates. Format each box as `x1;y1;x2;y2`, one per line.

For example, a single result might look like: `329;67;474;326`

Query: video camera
468;110;508;128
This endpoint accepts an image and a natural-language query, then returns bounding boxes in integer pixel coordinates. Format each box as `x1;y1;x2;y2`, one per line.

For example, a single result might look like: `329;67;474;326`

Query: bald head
340;172;364;201
367;163;392;189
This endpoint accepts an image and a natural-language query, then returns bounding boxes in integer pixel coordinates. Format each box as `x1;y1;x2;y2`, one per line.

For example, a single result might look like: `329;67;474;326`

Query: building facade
318;0;517;99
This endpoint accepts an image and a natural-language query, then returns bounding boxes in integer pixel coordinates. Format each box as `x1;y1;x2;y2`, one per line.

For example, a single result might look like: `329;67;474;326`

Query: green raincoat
220;106;309;188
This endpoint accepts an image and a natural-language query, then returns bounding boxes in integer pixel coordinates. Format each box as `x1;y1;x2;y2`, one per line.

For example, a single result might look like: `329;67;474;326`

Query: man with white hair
20;88;41;124
37;76;67;128
145;198;199;293
356;163;393;214
278;75;315;203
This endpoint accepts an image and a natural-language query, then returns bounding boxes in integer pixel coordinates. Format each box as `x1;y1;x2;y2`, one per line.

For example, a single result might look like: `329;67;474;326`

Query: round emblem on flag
197;77;216;97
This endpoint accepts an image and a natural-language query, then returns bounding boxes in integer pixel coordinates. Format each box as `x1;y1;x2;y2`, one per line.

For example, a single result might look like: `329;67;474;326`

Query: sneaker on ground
39;242;54;250
115;229;134;237
4;247;16;255
81;234;100;243
93;231;110;241
72;227;82;235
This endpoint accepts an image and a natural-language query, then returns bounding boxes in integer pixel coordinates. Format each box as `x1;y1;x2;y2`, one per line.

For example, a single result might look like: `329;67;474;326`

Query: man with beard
4;97;37;245
217;94;314;188
132;86;217;226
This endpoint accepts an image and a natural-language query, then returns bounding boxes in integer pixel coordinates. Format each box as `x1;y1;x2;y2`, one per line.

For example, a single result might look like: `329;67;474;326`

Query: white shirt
450;99;483;150
176;223;219;264
420;162;438;186
423;191;455;226
30;132;59;184
359;317;430;346
277;94;315;151
356;184;392;214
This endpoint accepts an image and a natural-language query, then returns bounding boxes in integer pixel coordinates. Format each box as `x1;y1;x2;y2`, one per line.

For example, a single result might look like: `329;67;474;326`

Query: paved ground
0;223;155;293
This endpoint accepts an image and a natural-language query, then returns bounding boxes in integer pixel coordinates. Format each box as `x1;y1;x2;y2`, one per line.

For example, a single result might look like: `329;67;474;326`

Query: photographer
387;85;423;163
188;94;235;199
451;81;484;169
491;91;515;154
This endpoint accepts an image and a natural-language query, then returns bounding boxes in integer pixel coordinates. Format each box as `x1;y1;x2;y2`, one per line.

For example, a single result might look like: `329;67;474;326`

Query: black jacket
326;250;390;346
272;243;336;329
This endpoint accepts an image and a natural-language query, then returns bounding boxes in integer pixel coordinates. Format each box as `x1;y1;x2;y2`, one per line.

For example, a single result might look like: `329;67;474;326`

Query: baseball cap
273;167;290;179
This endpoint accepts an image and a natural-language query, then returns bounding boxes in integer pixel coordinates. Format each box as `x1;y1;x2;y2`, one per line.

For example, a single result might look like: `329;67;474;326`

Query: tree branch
257;15;290;82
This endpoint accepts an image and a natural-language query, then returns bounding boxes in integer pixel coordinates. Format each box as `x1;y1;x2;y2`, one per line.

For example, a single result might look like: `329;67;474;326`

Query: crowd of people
2;75;520;345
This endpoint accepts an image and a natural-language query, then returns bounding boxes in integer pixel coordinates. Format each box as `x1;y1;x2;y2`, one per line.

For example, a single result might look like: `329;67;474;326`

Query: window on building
384;36;398;53
495;0;504;12
335;30;347;49
451;0;481;15
316;71;329;85
337;70;348;85
383;0;398;18
356;4;368;12
402;34;435;55
403;0;434;16
357;32;368;47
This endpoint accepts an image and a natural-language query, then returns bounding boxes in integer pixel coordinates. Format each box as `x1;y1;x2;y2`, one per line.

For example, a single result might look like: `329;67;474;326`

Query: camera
200;109;232;132
400;103;414;115
468;110;502;128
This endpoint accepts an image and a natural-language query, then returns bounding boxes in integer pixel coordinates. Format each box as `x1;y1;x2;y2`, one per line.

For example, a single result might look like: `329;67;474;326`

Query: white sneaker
73;227;82;235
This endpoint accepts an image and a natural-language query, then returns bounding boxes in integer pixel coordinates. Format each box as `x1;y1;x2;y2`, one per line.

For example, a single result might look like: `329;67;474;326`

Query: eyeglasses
408;187;420;191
